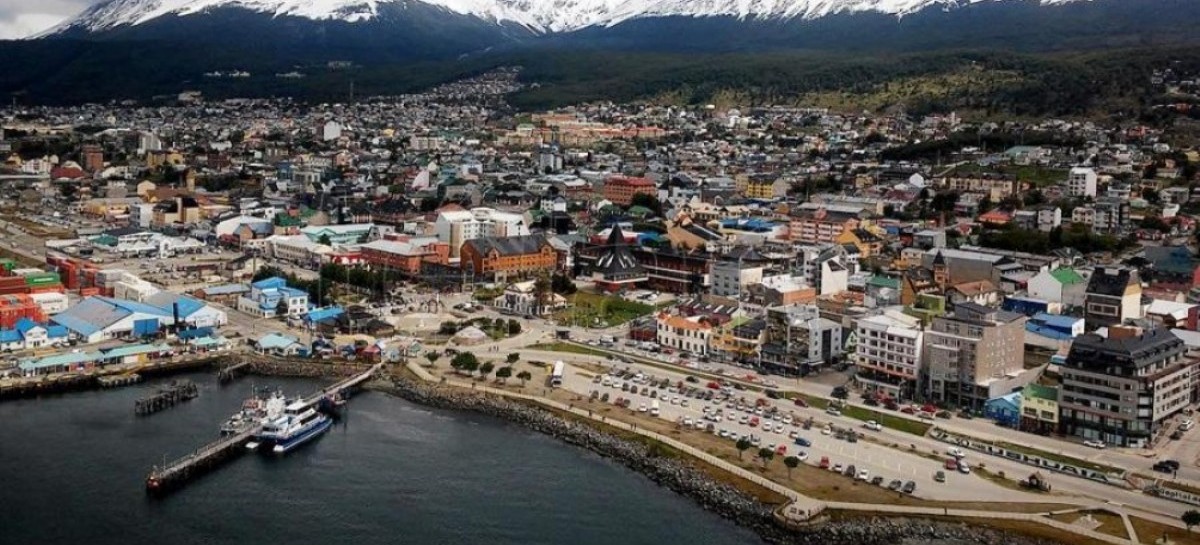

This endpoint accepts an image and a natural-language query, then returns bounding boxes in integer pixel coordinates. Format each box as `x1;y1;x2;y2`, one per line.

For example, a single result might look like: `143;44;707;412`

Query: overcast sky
0;0;96;39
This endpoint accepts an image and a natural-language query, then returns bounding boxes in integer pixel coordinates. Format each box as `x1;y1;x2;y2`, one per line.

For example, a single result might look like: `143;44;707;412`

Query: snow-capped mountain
48;0;1087;36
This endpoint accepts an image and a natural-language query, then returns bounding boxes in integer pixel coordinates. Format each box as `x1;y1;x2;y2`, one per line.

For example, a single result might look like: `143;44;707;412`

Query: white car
947;447;966;459
774;424;785;433
683;417;693;426
795;451;808;461
864;420;882;431
826;407;842;417
957;461;971;474
857;469;870;481
821;426;832;436
1083;439;1106;449
1181;419;1195;431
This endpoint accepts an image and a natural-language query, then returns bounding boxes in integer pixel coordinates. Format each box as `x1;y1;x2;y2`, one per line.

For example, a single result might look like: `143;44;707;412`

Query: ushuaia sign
930;429;1123;485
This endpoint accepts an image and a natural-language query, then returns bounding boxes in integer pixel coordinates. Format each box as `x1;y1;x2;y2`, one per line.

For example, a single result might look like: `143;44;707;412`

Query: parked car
935;470;946;483
944;458;958;470
1083;439;1106;449
819;456;830;469
826;407;842;417
794;437;811;447
902;481;916;494
957;461;971;474
870;476;885;486
793;398;809;408
888;479;903;491
864;420;882;431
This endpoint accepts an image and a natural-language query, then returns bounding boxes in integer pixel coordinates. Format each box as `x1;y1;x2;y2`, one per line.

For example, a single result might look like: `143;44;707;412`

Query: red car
819;456;830;469
901;407;916;415
794;398;809;408
944;458;957;470
775;445;787;456
707;382;721;390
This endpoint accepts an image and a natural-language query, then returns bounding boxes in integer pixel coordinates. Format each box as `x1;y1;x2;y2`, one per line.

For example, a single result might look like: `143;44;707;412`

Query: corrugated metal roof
51;297;132;337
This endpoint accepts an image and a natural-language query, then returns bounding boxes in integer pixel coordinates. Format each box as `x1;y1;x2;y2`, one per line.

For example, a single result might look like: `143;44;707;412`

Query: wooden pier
145;424;261;495
145;362;384;495
217;360;251;384
135;380;199;415
98;374;142;388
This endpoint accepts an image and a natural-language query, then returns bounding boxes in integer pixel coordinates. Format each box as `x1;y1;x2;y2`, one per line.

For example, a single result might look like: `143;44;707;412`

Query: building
1083;267;1143;329
1060;326;1193;448
984;392;1023;428
855;310;924;402
760;304;842;375
460;234;557;282
0;318;69;352
590;224;648;292
788;208;860;245
1067;167;1098;198
493;280;565;316
1027;267;1087;307
360;237;449;277
236;277;309;319
1091;197;1131;236
50;296;183;344
710;260;763;298
436;208;529;258
939;173;1018;200
602;176;657;207
656;312;715;355
924;302;1028;411
300;224;374;245
1020;384;1060;434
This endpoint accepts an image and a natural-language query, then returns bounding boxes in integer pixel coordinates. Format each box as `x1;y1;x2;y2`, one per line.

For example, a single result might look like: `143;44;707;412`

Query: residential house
1083;267;1144;329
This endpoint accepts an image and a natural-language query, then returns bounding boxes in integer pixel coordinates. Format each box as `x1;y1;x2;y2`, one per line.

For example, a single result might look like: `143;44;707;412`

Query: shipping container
29;284;64;294
133;318;159;337
79;287;100;297
25;273;60;286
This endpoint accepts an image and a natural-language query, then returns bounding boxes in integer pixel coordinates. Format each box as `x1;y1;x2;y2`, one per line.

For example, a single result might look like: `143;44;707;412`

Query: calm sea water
0;373;762;545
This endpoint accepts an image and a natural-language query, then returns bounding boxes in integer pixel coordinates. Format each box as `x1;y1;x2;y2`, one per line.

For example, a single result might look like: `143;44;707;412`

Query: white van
650;400;660;417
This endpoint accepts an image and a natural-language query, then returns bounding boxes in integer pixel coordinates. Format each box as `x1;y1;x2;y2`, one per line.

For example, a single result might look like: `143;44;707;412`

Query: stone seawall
247;360;369;379
378;376;1058;545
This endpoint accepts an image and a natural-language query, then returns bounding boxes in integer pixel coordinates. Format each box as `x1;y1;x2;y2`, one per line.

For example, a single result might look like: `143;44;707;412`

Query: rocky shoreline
377;376;1061;545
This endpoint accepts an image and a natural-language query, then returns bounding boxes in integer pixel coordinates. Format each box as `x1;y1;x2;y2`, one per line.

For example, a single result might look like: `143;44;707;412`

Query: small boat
245;441;260;451
222;390;287;435
255;400;332;455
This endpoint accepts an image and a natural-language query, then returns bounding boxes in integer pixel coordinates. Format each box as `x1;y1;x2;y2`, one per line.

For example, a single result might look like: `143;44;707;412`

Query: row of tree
426;351;534;385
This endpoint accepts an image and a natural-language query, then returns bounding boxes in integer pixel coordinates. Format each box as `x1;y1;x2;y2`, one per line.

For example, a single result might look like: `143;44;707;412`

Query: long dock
145;362;384;495
145;424;261;494
216;360;252;384
135;380;199;415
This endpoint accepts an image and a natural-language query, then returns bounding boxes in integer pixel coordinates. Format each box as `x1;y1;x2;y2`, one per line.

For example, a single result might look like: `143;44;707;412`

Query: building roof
463;234;549;258
1023;384;1058;402
1049;267;1085;285
202;284;250;296
257;333;301;350
1086;267;1139;297
1067;327;1184;371
144;292;207;318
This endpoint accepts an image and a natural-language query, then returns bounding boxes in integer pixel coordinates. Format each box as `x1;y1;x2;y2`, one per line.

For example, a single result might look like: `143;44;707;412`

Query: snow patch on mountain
46;0;1090;35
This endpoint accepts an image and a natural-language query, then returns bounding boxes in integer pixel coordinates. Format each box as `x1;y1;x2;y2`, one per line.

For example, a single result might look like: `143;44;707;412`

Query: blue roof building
0;318;69;351
984;392;1023;429
237;277;310;319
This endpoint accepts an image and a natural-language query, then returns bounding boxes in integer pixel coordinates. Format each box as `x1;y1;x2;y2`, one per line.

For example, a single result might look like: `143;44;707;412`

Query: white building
1067;167;1098;198
855;310;924;401
1036;207;1062;232
435;208;529;258
269;235;331;264
710;261;764;298
656;313;714;356
237;277;309;319
1027;267;1087;307
321;121;343;141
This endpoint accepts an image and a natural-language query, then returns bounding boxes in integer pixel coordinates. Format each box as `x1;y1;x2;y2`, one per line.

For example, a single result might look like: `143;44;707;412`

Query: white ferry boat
254;400;332;454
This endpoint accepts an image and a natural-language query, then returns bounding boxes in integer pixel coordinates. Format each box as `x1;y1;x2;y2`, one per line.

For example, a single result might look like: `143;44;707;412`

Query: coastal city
4;66;1200;545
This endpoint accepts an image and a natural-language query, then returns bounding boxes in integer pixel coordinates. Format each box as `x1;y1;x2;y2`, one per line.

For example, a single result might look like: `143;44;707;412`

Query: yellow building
1020;384;1059;433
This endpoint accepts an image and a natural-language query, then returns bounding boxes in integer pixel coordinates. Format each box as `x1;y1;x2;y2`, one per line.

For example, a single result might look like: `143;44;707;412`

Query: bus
550;361;565;387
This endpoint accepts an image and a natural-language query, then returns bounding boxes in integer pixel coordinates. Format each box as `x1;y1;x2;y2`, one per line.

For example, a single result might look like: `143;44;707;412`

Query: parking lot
562;365;1036;504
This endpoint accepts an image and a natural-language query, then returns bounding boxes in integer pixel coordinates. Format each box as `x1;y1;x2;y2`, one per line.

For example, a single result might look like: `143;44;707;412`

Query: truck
1019;472;1051;492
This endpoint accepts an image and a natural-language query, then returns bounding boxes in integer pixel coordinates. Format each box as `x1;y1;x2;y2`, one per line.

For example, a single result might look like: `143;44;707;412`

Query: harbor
144;362;383;495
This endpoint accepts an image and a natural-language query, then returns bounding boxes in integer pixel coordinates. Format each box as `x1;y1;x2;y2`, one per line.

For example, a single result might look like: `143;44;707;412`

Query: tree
783;456;800;479
630;193;664;217
533;274;552;315
735;438;752;460
275;297;289;318
496;366;513;383
479;361;495;378
506;353;520;365
757;447;775;467
318;233;332;246
507;319;521;336
451;352;479;375
516;370;532;387
424;352;440;366
1183;510;1200;532
439;321;459;335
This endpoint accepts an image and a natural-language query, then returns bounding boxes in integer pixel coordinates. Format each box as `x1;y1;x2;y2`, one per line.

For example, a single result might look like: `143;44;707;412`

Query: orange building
460;235;557;281
603;176;657;207
361;237;450;276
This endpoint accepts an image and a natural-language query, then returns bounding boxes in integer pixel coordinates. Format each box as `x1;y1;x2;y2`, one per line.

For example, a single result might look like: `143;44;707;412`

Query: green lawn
552;291;655;328
995;441;1118;474
841;404;932;436
948;163;1068;188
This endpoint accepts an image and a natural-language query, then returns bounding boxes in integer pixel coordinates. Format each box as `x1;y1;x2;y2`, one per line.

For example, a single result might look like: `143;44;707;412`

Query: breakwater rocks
246;359;368;379
380;377;1060;545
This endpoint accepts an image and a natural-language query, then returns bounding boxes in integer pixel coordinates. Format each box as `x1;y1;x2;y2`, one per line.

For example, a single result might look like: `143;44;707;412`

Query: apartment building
1067;167;1098;198
924;302;1027;411
436;207;529;258
939;173;1018;200
760;304;843;375
1060;326;1193;448
787;208;860;245
855;310;924;402
711;260;764;298
602;175;657;206
459;234;557;281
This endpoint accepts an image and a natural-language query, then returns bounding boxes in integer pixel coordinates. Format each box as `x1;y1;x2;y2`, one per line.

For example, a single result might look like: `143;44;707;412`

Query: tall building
81;144;104;173
855;309;924;402
1091;197;1131;236
924;302;1027;411
710;260;764;298
1060;326;1193;448
435;208;529;258
1067;167;1098;198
